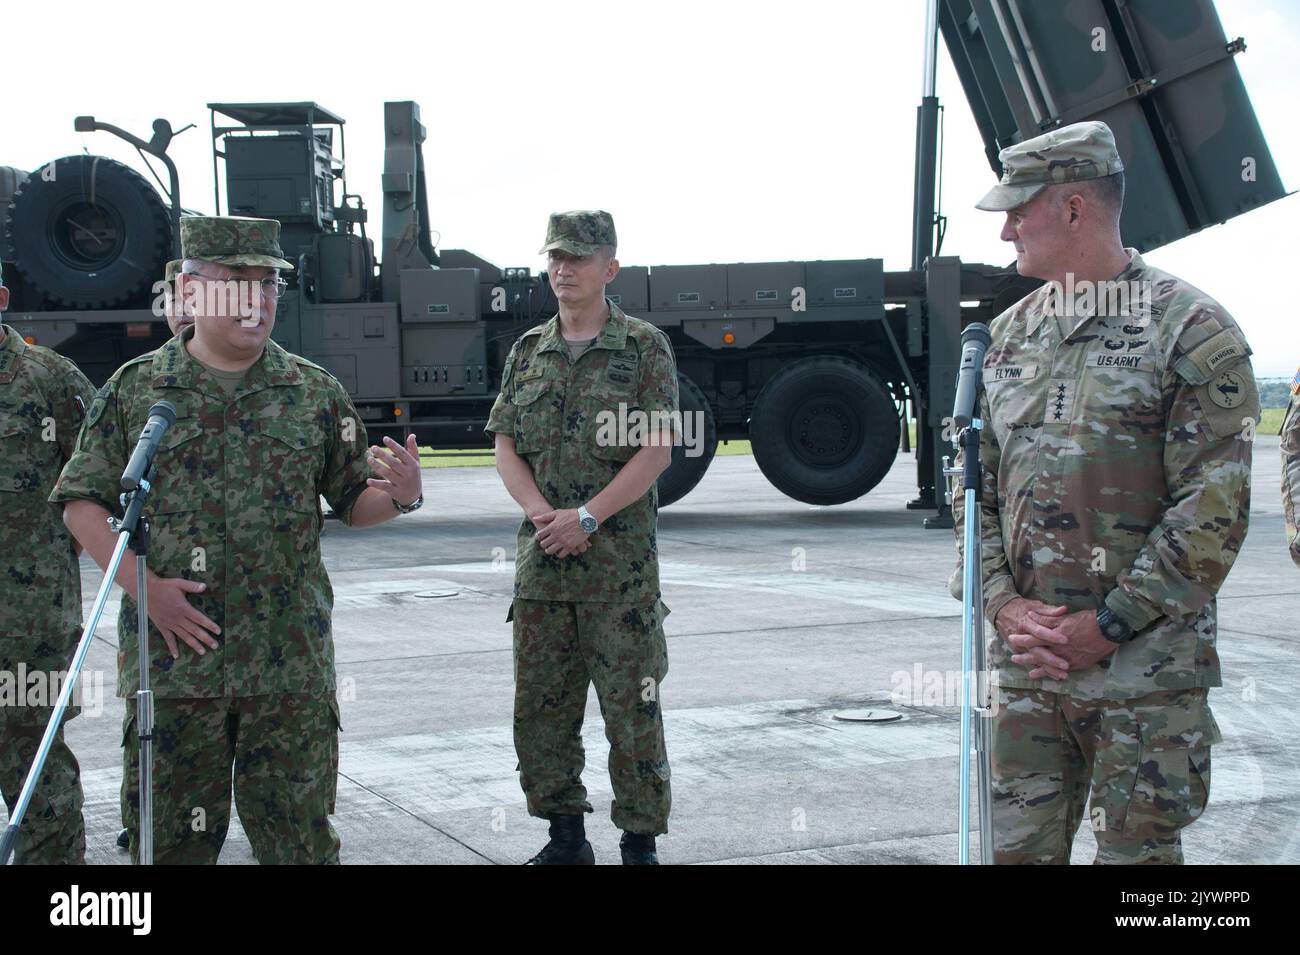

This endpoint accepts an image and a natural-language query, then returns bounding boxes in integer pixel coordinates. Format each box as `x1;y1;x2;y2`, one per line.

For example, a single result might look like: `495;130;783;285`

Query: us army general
952;122;1258;864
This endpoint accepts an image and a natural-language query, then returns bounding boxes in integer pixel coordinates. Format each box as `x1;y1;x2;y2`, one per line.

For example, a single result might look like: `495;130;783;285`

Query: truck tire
749;356;899;505
0;166;29;243
5;154;171;309
657;372;717;507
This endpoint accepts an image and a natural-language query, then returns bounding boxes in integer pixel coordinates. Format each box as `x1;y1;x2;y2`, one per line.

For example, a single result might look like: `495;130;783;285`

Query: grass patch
715;439;752;457
418;449;496;469
414;409;1285;470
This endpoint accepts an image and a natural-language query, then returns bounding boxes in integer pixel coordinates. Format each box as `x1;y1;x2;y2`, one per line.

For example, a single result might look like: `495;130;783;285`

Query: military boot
116;828;130;850
524;814;595;865
620;831;659;865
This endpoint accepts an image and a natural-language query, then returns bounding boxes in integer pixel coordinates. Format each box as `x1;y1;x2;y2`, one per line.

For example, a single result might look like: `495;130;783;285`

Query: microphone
951;323;992;430
121;401;178;491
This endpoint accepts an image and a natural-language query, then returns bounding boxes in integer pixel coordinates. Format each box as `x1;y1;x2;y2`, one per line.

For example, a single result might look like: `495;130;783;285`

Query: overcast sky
5;0;1296;376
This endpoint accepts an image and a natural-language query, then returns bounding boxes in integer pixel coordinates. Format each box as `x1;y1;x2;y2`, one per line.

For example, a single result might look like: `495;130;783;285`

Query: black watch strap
1096;605;1135;644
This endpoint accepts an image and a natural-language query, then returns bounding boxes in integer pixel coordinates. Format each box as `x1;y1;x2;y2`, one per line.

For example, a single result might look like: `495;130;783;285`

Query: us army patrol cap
179;216;295;270
975;121;1125;212
539;210;617;256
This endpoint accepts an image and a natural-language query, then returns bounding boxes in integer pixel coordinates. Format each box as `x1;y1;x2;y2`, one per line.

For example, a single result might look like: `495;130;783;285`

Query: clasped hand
995;597;1119;681
532;508;590;558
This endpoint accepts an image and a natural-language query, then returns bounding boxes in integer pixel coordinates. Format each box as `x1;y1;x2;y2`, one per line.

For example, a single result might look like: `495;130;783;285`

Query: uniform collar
0;323;28;385
1027;247;1146;339
535;298;629;355
150;324;303;398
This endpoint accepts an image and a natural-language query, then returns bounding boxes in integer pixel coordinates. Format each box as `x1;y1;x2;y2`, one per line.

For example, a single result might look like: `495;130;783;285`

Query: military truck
1;0;1286;517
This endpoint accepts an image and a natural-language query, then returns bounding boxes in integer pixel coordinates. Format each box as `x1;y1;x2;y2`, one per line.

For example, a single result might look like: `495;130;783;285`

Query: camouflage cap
539;210;617;256
164;259;182;282
179;216;295;270
975;120;1125;212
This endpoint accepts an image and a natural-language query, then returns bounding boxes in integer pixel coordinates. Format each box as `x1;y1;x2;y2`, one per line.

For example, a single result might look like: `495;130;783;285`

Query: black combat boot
116;828;130;850
620;831;659;865
524;814;595;865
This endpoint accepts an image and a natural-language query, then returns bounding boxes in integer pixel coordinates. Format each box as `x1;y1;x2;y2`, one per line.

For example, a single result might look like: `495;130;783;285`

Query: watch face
580;517;598;532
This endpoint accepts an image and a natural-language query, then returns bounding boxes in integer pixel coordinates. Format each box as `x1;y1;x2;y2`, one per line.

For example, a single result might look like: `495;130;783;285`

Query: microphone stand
0;466;157;865
945;421;994;865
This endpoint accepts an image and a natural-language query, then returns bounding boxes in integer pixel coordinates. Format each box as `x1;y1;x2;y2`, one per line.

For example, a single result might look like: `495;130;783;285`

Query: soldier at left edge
0;260;96;864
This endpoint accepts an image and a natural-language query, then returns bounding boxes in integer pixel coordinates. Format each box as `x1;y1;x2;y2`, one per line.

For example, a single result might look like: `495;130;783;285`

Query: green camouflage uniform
0;314;93;864
50;217;370;864
1282;366;1300;568
954;123;1258;864
486;210;679;836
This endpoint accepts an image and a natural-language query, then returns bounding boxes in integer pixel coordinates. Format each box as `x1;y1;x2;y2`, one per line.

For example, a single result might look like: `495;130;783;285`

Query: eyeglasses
183;269;288;295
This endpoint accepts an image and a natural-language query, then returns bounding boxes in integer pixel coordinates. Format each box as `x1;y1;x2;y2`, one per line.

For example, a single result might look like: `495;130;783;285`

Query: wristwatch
578;504;599;533
392;493;424;515
1096;605;1136;644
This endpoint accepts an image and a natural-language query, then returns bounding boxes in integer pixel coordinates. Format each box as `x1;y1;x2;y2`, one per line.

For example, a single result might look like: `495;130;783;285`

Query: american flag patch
1292;364;1300;396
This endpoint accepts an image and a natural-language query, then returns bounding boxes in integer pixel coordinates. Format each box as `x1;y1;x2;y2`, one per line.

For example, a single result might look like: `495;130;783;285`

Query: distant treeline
1259;377;1296;410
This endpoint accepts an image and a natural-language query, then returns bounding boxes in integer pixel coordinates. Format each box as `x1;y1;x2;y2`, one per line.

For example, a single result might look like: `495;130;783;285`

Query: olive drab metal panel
939;0;1288;251
606;266;649;312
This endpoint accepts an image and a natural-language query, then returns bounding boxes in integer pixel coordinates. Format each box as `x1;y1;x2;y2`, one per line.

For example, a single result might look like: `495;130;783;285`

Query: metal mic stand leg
0;528;135;864
134;516;154;866
945;422;993;865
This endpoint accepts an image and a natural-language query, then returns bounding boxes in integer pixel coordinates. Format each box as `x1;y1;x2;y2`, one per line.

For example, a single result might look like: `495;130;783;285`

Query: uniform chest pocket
511;379;559;455
1079;355;1163;431
252;419;326;513
579;352;641;458
150;423;208;515
0;419;38;494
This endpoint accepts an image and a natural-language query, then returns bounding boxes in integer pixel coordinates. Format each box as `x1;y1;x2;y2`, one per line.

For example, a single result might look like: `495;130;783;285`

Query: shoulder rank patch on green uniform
85;385;112;430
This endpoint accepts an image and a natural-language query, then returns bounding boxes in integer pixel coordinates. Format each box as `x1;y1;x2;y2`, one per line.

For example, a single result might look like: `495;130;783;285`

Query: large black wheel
5;154;172;309
749;356;899;505
657;372;718;507
0;166;28;238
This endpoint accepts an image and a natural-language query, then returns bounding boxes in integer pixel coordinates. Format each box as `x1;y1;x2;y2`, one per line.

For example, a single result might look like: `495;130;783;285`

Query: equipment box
649;264;727;311
606;266;649;313
805;259;884;307
401;268;480;322
726;262;807;309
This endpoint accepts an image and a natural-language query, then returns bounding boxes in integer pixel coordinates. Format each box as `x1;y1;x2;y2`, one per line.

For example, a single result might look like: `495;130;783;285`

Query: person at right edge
950;121;1259;864
485;210;677;865
1283;363;1300;569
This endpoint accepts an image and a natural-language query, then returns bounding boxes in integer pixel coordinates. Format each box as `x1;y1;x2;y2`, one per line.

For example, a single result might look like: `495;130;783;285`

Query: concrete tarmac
27;437;1300;864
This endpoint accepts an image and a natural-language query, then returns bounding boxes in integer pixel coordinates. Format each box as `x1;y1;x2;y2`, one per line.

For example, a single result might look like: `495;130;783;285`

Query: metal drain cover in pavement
832;708;904;723
413;590;459;599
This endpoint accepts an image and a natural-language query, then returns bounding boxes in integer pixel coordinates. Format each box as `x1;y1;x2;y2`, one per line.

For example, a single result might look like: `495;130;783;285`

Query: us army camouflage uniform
1282;366;1300;568
952;248;1257;863
486;300;679;835
51;217;371;864
0;320;93;864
